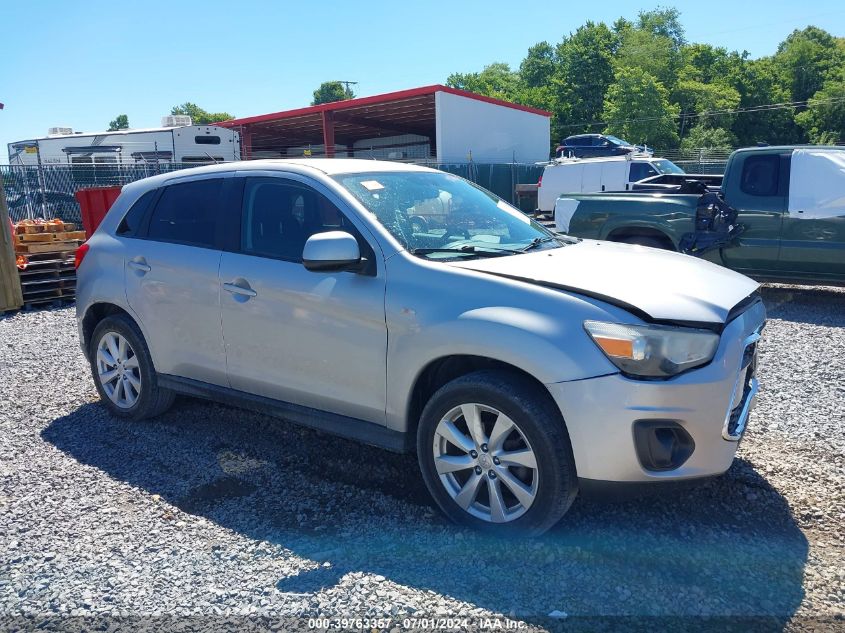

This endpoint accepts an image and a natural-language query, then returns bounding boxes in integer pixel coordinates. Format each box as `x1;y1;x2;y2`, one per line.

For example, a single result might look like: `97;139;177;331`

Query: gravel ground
0;286;843;632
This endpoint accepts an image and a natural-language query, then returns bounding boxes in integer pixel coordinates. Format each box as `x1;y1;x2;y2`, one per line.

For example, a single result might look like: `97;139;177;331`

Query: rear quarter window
116;190;156;237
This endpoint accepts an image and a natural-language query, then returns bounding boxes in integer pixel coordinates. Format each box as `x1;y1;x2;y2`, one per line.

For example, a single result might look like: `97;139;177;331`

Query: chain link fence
2;147;737;224
659;148;733;174
1;161;546;223
1;162;199;224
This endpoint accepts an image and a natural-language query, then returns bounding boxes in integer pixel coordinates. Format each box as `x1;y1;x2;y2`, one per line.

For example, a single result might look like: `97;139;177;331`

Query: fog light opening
633;421;695;472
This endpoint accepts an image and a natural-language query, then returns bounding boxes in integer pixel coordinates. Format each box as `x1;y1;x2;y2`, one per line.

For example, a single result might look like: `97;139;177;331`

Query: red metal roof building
217;85;551;164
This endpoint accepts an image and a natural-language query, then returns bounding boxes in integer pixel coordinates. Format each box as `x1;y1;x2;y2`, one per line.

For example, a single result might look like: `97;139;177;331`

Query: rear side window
117;190;156;237
740;155;780;197
146;179;223;248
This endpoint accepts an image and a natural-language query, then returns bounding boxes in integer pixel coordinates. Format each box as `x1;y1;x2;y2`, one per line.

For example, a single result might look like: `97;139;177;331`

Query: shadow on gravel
761;285;845;326
43;399;808;629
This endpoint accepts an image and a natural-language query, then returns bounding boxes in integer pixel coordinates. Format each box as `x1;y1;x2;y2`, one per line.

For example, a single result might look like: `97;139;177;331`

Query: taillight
75;242;90;269
538;174;543;188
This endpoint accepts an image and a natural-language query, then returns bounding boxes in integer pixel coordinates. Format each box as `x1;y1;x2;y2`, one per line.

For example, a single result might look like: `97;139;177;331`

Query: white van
537;155;686;214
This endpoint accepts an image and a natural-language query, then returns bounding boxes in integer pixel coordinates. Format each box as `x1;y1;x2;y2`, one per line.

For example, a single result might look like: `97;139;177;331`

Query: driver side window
240;178;364;262
629;163;658;182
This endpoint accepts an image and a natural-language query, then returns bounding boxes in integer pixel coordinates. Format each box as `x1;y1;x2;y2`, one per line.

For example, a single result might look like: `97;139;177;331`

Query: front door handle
223;280;257;300
128;257;151;275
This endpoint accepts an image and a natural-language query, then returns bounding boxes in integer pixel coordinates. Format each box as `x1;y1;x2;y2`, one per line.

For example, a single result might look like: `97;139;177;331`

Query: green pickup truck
554;146;845;285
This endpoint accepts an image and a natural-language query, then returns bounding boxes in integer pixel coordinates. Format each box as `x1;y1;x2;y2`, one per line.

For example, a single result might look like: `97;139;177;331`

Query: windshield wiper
520;236;560;252
410;245;520;258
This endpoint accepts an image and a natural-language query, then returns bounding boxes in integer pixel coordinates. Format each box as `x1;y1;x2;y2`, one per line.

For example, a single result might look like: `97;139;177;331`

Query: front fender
384;312;618;432
382;256;635;433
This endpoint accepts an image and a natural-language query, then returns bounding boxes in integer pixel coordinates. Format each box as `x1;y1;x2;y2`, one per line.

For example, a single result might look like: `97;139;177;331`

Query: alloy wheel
96;332;141;409
432;403;539;523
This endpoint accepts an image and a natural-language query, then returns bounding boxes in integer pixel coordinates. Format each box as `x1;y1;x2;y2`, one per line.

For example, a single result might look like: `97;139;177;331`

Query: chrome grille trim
722;328;762;441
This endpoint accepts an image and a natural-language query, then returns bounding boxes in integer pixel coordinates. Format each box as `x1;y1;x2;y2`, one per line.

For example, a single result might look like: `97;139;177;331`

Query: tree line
446;7;845;150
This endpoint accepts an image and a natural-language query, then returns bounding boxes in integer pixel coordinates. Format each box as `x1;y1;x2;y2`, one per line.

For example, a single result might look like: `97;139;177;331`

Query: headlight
584;320;720;378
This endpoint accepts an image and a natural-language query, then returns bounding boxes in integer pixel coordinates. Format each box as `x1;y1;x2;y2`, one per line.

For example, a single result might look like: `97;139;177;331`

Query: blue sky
3;0;845;156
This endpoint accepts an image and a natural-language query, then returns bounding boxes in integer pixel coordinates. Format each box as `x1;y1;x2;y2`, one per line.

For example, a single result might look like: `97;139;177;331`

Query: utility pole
336;81;358;98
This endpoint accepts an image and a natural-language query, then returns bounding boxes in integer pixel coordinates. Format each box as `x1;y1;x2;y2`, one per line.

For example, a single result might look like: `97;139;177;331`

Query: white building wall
434;91;550;163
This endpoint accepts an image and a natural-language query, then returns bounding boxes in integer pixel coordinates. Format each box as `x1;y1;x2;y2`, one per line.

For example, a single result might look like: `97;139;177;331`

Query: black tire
89;314;175;421
417;370;578;536
615;235;673;250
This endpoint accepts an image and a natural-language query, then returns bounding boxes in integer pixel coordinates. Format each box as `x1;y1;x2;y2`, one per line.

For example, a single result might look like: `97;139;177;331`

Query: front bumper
546;302;765;483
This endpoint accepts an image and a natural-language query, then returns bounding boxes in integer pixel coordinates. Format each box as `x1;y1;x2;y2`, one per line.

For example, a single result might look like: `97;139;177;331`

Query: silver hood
450;240;760;325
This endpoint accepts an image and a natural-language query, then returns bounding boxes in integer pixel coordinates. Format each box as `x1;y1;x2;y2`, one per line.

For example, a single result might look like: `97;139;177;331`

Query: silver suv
76;159;765;535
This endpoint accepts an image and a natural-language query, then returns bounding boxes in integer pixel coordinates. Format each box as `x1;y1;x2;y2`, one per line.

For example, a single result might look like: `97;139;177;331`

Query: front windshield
335;171;560;258
652;159;685;175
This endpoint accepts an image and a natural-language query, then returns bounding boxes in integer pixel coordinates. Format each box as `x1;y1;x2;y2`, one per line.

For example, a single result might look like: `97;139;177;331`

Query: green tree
443;8;845;152
614;9;683;92
674;79;740;133
602;67;680;149
635;6;686;48
107;114;129;131
519;42;556;88
795;72;845;143
775;26;843;103
311;81;356;106
553;22;618;138
731;57;803;146
170;103;233;125
680;124;736;150
446;63;521;101
678;44;744;85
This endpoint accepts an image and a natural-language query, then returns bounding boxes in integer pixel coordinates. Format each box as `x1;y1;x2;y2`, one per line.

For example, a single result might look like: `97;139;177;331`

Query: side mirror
302;231;361;272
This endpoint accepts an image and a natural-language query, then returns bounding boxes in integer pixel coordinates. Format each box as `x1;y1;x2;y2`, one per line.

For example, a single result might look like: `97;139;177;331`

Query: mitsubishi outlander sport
75;159;765;535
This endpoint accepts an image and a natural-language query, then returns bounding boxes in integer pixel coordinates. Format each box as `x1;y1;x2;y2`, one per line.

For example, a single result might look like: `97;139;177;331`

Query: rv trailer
8;118;241;167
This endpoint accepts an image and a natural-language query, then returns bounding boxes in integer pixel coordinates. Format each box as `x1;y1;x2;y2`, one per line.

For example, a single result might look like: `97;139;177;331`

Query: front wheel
417;370;577;535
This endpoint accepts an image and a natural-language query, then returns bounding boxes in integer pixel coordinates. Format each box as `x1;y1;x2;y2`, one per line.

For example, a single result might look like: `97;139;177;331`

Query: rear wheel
417;370;577;535
89;315;175;420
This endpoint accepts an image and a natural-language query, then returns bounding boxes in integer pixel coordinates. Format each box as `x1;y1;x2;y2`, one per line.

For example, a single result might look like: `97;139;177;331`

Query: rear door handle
223;280;257;299
128;257;151;274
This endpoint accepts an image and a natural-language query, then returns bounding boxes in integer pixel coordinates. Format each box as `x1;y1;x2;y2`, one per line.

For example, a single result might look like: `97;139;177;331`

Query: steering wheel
439;222;471;242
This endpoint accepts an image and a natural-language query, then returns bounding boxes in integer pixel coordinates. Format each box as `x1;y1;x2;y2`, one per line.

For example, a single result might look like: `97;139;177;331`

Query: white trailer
8;119;241;167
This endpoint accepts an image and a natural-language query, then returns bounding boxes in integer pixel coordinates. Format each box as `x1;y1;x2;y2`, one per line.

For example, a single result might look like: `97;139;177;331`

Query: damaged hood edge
449;240;760;327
